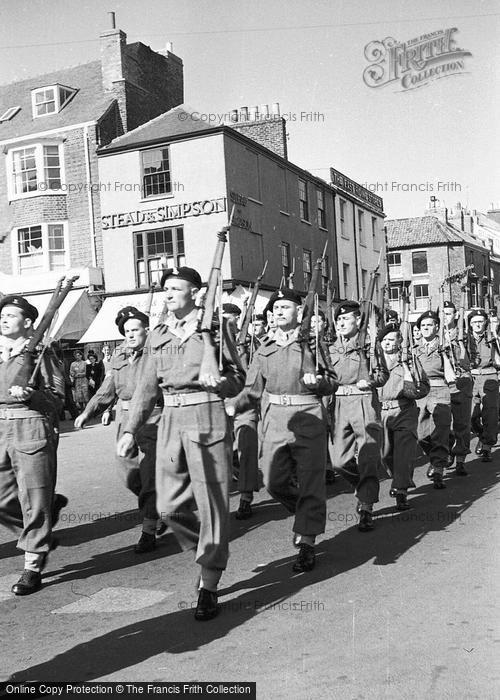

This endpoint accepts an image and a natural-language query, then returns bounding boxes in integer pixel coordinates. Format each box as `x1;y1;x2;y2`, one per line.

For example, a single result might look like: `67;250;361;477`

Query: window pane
412;251;428;274
142;148;171;197
43;145;61;189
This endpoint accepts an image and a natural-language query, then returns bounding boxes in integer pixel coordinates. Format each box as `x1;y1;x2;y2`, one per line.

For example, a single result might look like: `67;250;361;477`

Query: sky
0;0;498;220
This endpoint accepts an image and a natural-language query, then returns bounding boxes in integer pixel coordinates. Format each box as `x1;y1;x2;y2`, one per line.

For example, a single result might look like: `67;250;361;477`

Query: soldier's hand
101;411;111;426
117;432;136;458
356;379;372;390
302;373;321;387
9;385;34;401
199;374;227;393
74;413;88;429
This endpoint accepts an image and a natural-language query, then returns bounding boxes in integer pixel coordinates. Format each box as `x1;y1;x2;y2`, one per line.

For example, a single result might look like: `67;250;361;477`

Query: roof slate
0;61;114;140
386;216;486;249
99;104;212;151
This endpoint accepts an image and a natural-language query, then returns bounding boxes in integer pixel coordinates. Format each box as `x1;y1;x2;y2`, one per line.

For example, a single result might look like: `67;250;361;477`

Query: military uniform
124;307;244;575
0;295;65;593
469;330;499;452
235;325;333;545
447;326;473;467
328;331;388;512
378;349;429;504
82;341;161;527
414;335;452;483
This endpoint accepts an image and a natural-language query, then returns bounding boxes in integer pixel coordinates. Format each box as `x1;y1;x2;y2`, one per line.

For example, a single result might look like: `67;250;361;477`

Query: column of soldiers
0;266;498;624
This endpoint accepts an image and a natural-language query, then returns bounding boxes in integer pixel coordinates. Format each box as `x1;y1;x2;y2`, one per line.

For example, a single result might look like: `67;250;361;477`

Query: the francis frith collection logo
363;27;472;91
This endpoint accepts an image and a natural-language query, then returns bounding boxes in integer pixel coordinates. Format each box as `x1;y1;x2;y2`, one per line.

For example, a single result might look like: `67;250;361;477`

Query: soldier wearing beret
414;310;452;487
75;307;163;552
117;267;245;621
378;325;429;509
442;300;473;474
0;295;66;595
468;308;500;461
233;288;335;573
328;301;388;530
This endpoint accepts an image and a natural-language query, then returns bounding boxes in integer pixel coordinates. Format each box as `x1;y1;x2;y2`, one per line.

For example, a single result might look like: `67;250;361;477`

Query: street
1;419;499;699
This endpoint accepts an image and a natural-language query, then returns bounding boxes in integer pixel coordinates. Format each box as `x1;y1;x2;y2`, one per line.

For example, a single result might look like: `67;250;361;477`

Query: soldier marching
0;227;498;624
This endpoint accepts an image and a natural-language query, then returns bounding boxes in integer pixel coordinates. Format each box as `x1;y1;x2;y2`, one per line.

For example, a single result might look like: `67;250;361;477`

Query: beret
269;288;302;306
115;306;149;335
0;294;38;322
160;266;202;289
222;303;241;316
467;308;488;324
386;309;399;321
443;300;456;310
254;313;265;322
378;323;400;342
416;310;440;328
334;300;360;320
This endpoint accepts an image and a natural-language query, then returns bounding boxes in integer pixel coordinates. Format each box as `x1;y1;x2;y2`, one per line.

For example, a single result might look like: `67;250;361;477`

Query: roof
386;216;487;250
0;61;115;141
99;104;212;152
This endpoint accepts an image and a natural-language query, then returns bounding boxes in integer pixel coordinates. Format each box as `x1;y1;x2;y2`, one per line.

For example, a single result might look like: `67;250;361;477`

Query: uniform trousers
330;392;381;504
116;406;159;521
155;400;231;571
417;386;451;472
471;375;499;448
380;403;419;491
0;413;55;553
233;407;260;493
260;402;326;536
450;376;473;457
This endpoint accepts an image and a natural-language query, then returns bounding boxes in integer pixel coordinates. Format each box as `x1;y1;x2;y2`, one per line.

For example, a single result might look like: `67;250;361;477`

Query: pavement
0;419;499;699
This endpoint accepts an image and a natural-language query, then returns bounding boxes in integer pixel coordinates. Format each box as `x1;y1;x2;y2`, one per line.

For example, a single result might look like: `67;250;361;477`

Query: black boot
235;498;252;520
358;510;374;531
11;569;42;596
432;473;446;489
292;543;315;572
134;532;156;554
395;492;411;511
194;588;218;621
455;461;468;476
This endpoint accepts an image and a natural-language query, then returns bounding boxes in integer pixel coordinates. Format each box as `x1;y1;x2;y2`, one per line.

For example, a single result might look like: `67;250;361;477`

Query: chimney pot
231;109;238;122
249;106;258;120
166;41;173;52
260;104;269;118
240;106;249;121
272;102;280;115
108;11;116;29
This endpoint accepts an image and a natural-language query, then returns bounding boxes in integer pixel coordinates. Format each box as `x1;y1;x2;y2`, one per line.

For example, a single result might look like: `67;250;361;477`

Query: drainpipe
331;190;339;301
83;125;98;268
352;201;360;298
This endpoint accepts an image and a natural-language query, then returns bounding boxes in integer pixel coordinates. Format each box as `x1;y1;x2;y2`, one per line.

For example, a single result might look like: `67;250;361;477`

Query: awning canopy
79;292;168;344
25;289;96;341
78;287;274;344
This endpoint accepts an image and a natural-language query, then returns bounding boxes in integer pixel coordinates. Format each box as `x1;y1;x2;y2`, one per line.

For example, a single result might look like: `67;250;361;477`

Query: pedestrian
116;267;245;621
86;351;104;398
69;349;89;412
328;300;389;531
468;308;500;462
378;325;429;509
414;311;452;488
232;288;335;572
442;300;473;475
0;295;67;595
75;307;163;552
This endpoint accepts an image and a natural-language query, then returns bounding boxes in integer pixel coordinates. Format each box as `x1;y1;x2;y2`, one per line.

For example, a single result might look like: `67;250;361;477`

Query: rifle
236;260;268;368
438;283;457;384
358;251;382;350
324;273;336;344
297;241;333;377
401;284;421;384
288;257;295;290
8;275;79;393
457;274;469;361
197;207;235;379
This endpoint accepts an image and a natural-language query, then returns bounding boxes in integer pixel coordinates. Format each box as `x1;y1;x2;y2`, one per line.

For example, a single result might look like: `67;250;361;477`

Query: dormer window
31;85;76;118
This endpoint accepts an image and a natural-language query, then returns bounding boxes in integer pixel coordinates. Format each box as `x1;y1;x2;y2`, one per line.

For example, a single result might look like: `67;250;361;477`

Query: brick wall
229;118;288;160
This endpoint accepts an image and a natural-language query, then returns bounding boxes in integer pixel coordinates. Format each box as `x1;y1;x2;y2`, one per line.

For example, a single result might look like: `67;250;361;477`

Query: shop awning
78;291;168;344
78;286;274;344
25;289;96;341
